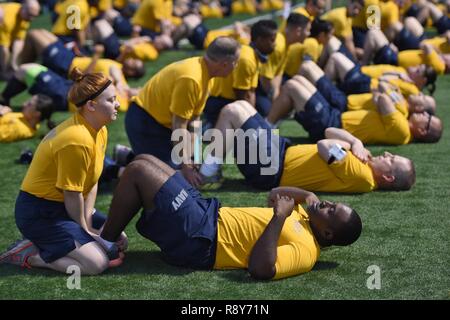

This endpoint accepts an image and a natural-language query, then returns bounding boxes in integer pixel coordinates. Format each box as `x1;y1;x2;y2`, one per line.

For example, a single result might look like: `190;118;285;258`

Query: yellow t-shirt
199;4;223;18
423;36;450;54
352;0;379;29
203;29;250;49
398;49;446;75
231;0;257;15
69;57;129;112
52;0;90;36
260;33;287;80
294;6;313;20
215;205;320;280
361;65;420;97
210;45;259;99
0;113;37;142
380;0;400;31
131;0;173;32
260;0;283;11
122;42;159;61
0;3;30;46
279;144;376;193
284;38;321;77
21;112;107;202
89;0;112;19
321;7;353;39
342;109;411;145
347;93;409;117
133;57;212;128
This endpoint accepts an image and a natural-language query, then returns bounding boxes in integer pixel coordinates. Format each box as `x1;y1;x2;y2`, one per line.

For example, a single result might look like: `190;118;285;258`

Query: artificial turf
0;5;449;300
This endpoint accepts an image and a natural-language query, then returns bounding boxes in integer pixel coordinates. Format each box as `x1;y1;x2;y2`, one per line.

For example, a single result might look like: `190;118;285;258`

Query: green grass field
0;6;449;300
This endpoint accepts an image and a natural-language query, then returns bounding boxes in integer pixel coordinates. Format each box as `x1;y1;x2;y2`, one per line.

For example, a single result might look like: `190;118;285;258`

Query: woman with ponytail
0;67;125;275
0;94;54;142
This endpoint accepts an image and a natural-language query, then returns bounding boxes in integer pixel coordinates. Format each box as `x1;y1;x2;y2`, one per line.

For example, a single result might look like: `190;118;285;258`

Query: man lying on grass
1;154;362;280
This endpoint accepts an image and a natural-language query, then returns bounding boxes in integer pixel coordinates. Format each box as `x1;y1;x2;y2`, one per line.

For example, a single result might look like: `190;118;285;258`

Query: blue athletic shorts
125;102;179;168
316;76;347;112
136;172;220;269
15;191;107;263
394;27;423;51
235;113;290;190
140;28;160;40
29;70;72;111
338;65;372;95
203;96;234;126
374;45;399;66
352;27;367;49
188;23;209;50
294;91;342;142
102;34;121;60
42;41;75;77
113;15;133;37
435;15;450;35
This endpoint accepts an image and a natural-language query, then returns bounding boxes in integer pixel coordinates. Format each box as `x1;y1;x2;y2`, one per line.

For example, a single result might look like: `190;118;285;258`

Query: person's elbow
248;263;276;280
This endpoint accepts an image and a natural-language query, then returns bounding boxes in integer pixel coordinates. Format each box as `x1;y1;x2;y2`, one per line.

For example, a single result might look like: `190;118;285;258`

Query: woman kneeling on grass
0;67;127;275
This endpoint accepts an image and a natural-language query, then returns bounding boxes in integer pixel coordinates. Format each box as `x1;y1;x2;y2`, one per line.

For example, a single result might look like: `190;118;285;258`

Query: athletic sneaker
199;170;224;190
113;144;133;167
0;239;39;268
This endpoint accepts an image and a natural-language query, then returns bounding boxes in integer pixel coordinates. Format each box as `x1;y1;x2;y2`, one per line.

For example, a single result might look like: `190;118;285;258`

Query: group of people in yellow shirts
0;0;448;280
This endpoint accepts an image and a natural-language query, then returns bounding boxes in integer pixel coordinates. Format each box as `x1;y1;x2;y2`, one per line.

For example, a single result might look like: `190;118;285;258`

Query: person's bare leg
299;60;325;84
0;46;10;80
27;241;109;275
92;19;114;42
361;29;389;65
403;17;424;38
289;76;316;112
427;1;445;23
18;29;58;64
103;8;120;25
325;52;356;82
100;157;174;242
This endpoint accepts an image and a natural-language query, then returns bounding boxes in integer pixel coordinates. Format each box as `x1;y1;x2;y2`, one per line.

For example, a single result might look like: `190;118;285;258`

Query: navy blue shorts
294;91;342;142
339;65;372;95
316;76;347;112
102;34;121;60
203;96;234;126
125;102;179;168
140;28;160;40
136;172;220;269
255;82;272;117
374;45;399;66
15;191;107;263
42;41;75;77
113;15;133;37
352;27;367;49
338;44;357;63
435;15;450;35
29;70;72;111
188;23;209;50
235;113;290;190
393;27;423;51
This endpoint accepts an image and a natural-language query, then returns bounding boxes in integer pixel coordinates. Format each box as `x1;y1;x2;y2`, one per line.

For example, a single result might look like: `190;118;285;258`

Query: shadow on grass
210;178;268;193
0;251;195;278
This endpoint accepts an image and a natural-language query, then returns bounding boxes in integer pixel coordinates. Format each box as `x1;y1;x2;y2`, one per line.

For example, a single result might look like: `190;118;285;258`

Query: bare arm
172;114;203;188
64;190;89;231
344;36;358;60
234;89;256;106
375;93;396;116
324;127;371;163
316;137;351;163
248;195;295;280
75;29;86;47
84;183;98;232
267;187;319;207
10;40;24;71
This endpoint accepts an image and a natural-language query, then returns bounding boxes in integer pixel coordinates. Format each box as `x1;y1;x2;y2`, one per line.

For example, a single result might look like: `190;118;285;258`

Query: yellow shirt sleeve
169;78;200;120
273;242;316;279
55;144;92;192
379;111;411;145
322;8;352;39
424;50;446;75
232;55;258;91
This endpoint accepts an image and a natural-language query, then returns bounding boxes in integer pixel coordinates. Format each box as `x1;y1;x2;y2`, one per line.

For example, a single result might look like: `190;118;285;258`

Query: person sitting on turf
198;100;416;193
0;94;54;143
93;154;361;280
265;61;443;144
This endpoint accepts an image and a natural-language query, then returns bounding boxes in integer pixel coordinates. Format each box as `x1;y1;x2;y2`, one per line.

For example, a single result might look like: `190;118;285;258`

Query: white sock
98;236;115;251
199;154;222;177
